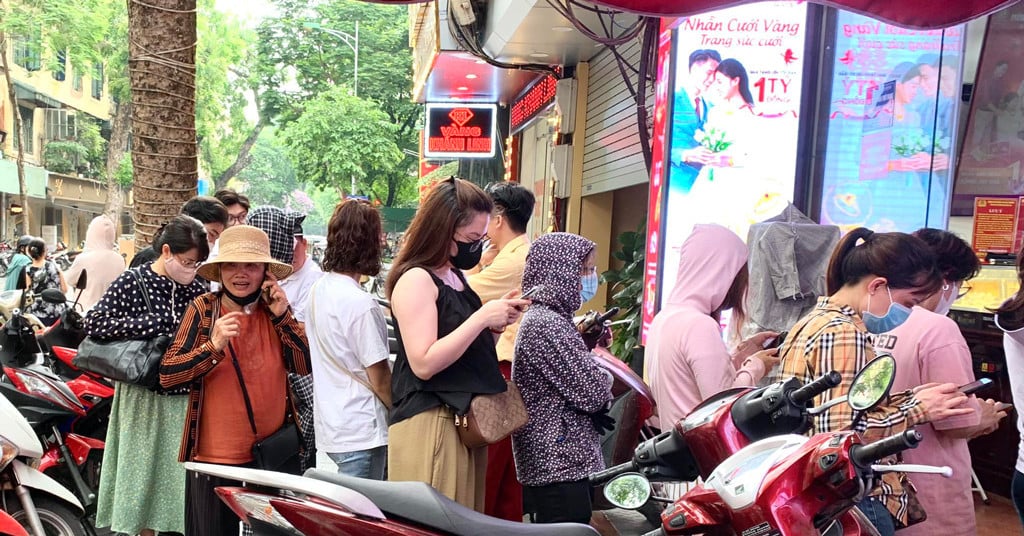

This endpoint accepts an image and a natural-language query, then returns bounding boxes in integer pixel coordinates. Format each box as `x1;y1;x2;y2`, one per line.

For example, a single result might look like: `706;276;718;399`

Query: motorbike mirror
602;473;651;510
75;270;88;290
848;354;896;412
40;289;67;304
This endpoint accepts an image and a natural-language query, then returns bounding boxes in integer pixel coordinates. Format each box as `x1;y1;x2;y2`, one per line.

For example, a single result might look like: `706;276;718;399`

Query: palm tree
128;0;198;248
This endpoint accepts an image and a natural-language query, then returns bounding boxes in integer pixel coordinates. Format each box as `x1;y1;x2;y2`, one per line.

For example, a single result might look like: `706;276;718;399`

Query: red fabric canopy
370;0;1020;29
586;0;1019;29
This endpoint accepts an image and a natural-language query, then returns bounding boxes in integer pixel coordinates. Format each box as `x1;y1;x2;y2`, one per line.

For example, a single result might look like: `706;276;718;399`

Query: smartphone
996;402;1014;412
520;285;545;300
262;285;273;303
763;331;789;349
959;377;994;395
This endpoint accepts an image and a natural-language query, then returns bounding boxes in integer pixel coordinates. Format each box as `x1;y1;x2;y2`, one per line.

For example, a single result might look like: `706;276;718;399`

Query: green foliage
600;225;646;363
237;132;299;206
279;86;402;196
257;0;421;206
75;116;107;177
43;140;88;174
114;153;132;188
0;0;114;74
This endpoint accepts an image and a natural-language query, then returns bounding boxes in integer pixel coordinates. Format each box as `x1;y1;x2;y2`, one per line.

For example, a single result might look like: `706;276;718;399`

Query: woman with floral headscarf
512;232;613;525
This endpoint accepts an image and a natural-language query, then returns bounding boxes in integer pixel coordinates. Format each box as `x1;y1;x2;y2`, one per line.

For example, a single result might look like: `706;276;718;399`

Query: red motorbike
599;355;951;536
0;510;29;536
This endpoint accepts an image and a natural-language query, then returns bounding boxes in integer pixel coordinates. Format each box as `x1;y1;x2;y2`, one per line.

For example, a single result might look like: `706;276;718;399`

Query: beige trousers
388;406;488;512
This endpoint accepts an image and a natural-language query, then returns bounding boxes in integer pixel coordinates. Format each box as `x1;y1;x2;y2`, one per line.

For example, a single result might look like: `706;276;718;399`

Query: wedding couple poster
953;3;1024;217
820;12;965;231
660;1;808;304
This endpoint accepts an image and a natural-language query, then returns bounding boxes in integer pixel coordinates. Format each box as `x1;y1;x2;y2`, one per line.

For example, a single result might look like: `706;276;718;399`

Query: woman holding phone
385;177;529;511
160;225;311;536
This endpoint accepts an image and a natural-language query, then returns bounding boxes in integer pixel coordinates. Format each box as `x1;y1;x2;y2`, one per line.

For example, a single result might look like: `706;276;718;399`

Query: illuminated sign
425;104;496;158
511;76;558;133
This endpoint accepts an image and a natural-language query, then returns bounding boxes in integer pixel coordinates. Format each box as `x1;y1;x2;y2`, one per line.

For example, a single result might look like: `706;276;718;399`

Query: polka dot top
85;265;207;342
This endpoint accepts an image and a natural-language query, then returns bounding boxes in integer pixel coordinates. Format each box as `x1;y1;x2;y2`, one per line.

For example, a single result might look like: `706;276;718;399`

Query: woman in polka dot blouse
84;216;210;536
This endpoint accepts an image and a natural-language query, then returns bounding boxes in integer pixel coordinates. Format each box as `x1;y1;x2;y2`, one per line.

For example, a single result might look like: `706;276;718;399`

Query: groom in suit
670;49;721;192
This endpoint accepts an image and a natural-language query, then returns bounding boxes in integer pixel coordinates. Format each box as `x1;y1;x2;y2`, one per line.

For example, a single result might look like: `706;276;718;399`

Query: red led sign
510;76;557;133
425;103;496;158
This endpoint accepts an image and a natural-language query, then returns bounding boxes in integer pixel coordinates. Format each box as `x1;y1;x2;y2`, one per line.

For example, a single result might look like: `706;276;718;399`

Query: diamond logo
449;108;474;127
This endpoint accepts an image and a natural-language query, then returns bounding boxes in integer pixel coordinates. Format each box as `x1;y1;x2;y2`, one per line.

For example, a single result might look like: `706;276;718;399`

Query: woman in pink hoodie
645;224;779;430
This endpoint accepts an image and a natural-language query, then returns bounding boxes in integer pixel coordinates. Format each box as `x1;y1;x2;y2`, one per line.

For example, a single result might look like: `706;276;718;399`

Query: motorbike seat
304;469;598;536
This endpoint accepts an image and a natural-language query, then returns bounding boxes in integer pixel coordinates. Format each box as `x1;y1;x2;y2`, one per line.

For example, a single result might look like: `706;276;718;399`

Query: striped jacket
159;293;311;463
776;297;928;526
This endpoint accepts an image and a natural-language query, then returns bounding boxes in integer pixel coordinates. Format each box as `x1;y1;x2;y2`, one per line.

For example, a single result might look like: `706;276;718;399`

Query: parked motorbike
185;461;598;536
0;509;29;536
600;355;950;536
1;390;86;536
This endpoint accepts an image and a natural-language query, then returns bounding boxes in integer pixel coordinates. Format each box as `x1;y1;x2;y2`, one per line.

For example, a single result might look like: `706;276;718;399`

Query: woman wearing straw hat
160;225;311;536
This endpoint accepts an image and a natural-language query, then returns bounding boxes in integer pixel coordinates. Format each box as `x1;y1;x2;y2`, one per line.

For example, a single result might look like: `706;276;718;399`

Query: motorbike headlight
0;435;17;471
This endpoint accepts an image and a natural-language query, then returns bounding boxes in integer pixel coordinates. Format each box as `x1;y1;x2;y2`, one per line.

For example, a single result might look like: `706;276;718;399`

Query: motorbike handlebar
588;460;637;486
789;371;843;406
851;430;922;468
595;307;620;325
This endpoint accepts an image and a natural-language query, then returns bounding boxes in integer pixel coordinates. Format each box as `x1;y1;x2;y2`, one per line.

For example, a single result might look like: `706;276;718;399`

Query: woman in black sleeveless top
385;177;530;511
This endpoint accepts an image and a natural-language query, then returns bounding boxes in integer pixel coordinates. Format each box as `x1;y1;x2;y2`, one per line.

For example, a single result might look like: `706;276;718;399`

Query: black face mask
223;274;265;307
450;239;483;270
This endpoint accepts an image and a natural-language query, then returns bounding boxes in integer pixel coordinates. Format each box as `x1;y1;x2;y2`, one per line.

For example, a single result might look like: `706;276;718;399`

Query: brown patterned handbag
455;380;528;448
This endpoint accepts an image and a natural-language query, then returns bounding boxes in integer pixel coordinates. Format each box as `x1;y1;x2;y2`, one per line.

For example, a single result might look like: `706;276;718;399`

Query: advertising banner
819;12;964;232
424;104;496;158
657;1;808;316
954;4;1024;216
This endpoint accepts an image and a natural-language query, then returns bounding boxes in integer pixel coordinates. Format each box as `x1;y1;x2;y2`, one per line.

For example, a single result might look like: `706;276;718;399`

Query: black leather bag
72;270;167;389
227;344;302;475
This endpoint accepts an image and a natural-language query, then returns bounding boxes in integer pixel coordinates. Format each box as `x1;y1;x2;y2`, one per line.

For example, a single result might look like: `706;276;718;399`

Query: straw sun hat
196;225;293;282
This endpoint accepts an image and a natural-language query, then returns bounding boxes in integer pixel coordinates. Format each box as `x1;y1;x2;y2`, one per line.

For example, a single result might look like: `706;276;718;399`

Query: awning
366;0;1020;29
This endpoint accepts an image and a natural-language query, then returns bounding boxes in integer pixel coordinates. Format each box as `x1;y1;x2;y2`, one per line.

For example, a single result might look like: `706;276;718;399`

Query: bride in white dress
685;59;786;237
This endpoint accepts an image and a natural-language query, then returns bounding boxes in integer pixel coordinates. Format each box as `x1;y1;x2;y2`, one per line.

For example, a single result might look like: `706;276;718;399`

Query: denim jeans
327;445;387;480
856;497;895;536
1013;470;1024;527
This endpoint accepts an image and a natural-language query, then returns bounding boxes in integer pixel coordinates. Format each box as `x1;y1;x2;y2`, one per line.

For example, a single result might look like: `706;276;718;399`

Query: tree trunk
214;119;265;189
104;100;131;222
0;36;32;235
128;0;198;250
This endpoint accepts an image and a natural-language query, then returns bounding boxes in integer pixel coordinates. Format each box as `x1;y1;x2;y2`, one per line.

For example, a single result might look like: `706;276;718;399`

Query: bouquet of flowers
693;128;733;181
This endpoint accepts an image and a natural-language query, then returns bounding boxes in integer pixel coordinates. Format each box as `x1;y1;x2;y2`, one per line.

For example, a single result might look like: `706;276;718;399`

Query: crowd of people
26;177;1019;535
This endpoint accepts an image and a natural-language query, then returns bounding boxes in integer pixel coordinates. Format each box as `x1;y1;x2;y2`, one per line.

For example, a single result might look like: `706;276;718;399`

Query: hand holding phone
959;377;994;395
996;402;1014;412
763;331;789;350
520;285;544;300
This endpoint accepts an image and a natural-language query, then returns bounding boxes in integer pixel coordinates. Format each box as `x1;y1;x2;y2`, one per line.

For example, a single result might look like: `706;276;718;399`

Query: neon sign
425;103;496;158
511;76;557;133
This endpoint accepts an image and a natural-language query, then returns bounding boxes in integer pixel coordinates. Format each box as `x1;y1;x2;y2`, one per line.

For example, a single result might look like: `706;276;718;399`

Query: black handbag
73;270;169;389
226;343;302;474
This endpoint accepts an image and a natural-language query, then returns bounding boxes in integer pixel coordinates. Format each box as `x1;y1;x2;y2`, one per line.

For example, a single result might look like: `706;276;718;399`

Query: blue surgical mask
580;272;599;303
862;286;912;334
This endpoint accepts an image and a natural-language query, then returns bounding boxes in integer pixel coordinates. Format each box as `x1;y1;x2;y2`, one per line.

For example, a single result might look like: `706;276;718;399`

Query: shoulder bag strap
128;269;155;314
309;280;384;405
227;343;259;436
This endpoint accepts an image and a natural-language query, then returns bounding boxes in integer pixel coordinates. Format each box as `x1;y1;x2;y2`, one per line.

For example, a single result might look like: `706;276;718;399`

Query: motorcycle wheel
7;495;85;536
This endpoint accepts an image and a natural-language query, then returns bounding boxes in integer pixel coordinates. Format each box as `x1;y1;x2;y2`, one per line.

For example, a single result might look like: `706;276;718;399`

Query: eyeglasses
228;212;247;225
174;255;202;270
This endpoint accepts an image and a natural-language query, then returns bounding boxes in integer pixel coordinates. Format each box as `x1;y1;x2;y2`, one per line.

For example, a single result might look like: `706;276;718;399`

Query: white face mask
934;283;959;316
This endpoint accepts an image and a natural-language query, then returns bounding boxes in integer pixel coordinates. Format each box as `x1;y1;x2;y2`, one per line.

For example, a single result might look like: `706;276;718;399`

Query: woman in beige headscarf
66;215;126;310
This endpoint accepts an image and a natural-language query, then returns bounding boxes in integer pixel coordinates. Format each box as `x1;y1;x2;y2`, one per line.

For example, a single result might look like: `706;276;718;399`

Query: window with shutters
91;63;104;99
52;50;67;81
13;37;41;71
43;109;77;142
16;107;35;153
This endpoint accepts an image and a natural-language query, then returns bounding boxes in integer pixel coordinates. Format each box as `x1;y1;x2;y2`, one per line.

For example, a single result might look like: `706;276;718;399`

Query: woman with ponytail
776;227;973;535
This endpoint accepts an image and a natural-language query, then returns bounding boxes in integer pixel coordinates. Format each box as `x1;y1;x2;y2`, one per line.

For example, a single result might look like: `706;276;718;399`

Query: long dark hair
716;58;754;107
995;249;1024;330
323;199;383;276
825;227;941;296
385;177;492;298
